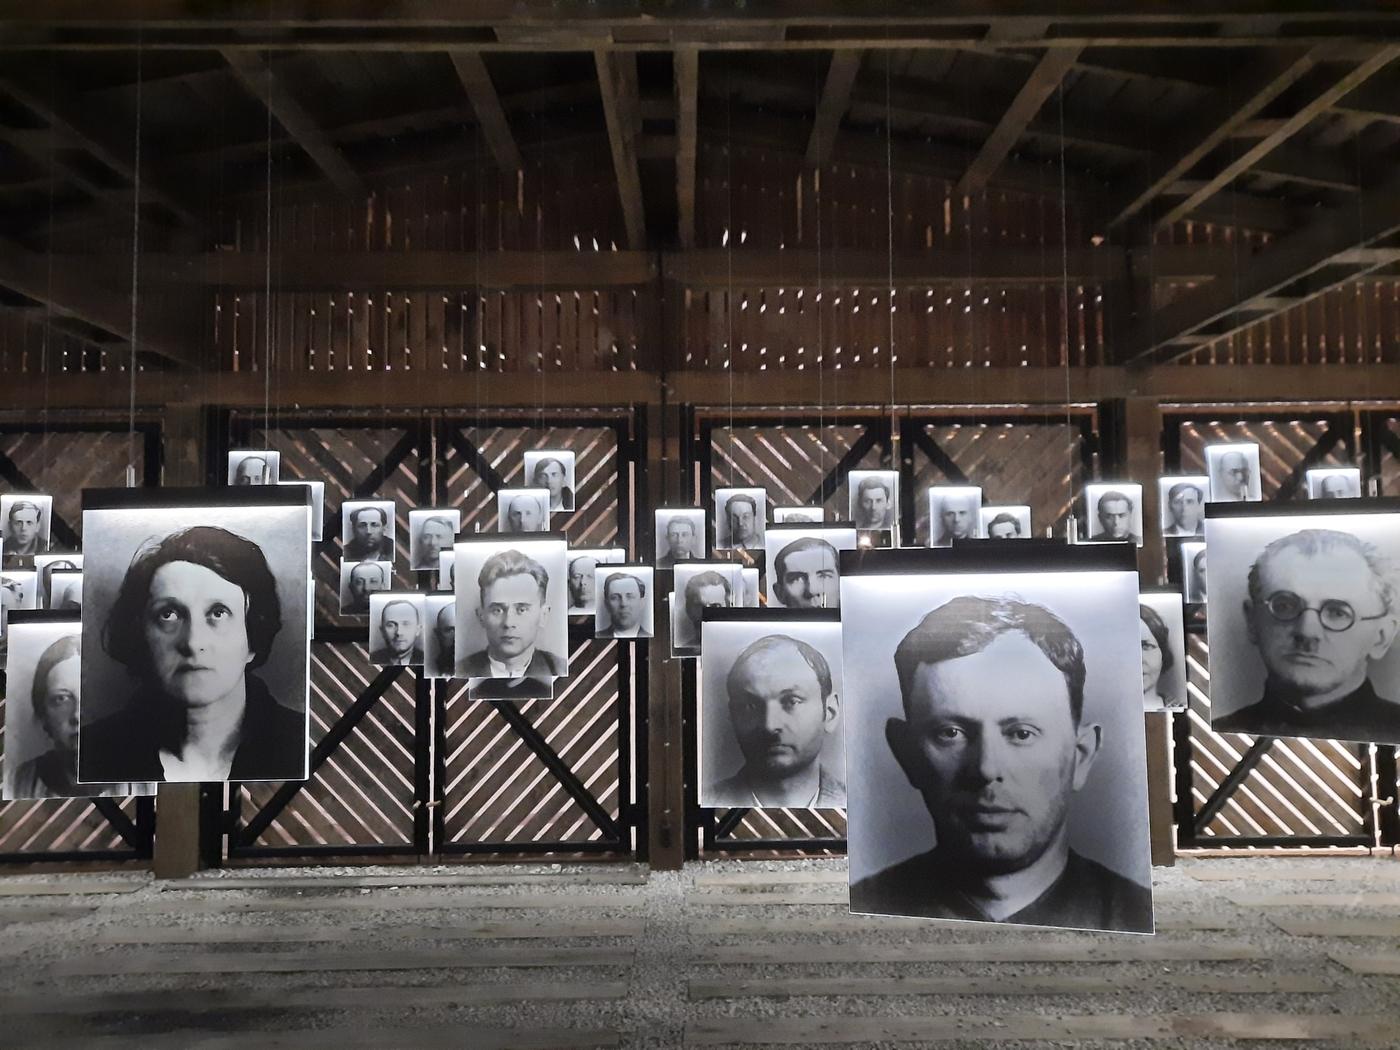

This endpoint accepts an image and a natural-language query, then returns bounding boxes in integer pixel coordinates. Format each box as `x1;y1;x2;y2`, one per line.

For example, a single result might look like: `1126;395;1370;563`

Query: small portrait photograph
340;559;392;616
35;553;83;608
671;561;742;656
498;488;550;535
927;486;983;547
567;547;626;616
764;524;858;610
47;569;83;613
740;567;760;608
341;499;396;561
655;507;706;567
2;613;154;801
1;570;39;636
979;506;1032;541
1083;482;1144;547
1206;443;1263;503
1;493;53;565
367;591;425;667
1204;501;1400;746
454;535;568;699
227;450;280;487
699;610;846;809
1307;467;1363;501
1139;592;1187;713
409;509;461;572
594;564;655;639
438;550;456;592
278;479;326;542
78;487;311;784
1181;542;1208;605
423;593;456;679
849;470;898;534
773;506;824;524
715;487;767;552
843;543;1153;933
523;449;577;513
1158;476;1209;538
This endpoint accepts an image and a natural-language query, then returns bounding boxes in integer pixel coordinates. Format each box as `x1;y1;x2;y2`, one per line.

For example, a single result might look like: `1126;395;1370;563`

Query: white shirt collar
489;646;536;678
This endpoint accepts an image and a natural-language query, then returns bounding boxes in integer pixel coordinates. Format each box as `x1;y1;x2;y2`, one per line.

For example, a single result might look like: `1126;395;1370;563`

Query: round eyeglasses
1263;590;1388;633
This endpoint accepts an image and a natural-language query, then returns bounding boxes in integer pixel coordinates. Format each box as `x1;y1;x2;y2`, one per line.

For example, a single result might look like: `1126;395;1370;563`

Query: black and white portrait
773;506;824;524
567;547;626;615
655;508;706;567
423;593;456;679
367;592;425;667
78;487;311;784
979;506;1032;541
278;480;326;541
1181;541;1208;605
843;545;1153;934
409;509;461;571
1;493;52;565
340;559;392;616
523;450;577;513
454;534;568;699
699;610;846;809
740;567;760;608
594;564;655;639
438;550;456;592
849;470;898;534
1205;502;1400;745
227;450;280;487
35;553;83;608
671;561;741;656
497;488;550;535
715;487;767;552
927;486;983;547
1139;592;1187;713
1307;467;1363;501
2;614;154;801
1158;476;1208;538
1206;443;1262;503
47;569;83;612
1;570;38;636
764;524;858;609
1083;483;1144;547
341;500;396;561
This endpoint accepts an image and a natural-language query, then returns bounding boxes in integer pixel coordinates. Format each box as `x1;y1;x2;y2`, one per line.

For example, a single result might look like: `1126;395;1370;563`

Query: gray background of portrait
594;565;655;635
1140;592;1187;710
842;569;1151;890
654;509;707;562
453;536;568;676
763;527;857;607
227;450;281;485
79;502;311;725
1204;510;1400;720
1084;482;1144;542
1;493;53;552
423;593;454;678
2;618;79;798
714;487;767;549
367;591;425;658
699;617;846;807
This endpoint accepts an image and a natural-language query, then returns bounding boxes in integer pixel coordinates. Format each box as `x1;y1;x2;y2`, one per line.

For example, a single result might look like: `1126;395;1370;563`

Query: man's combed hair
1248;528;1397;614
350;504;388;527
1167;481;1203;504
894;595;1087;723
728;634;834;702
478;548;550;600
775;536;838;579
1097;489;1132;511
857;475;890;499
603;571;646;600
532;457;567;482
381;598;420;625
985;511;1021;535
684;569;732;602
726;493;758;517
7;499;40;522
421;515;455;535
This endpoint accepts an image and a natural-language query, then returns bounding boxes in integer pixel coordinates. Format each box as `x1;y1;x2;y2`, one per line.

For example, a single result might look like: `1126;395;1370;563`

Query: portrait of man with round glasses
1207;521;1400;745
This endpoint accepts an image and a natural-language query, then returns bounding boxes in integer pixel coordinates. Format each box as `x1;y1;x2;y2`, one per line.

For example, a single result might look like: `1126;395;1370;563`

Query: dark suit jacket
344;537;394;560
1214;677;1400;745
707;764;845;808
460;647;563;682
370;645;424;666
463;646;565;699
596;625;652;639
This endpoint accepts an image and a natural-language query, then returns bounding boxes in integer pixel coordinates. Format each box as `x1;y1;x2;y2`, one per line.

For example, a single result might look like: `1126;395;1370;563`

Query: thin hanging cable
263;51;274;437
1055;69;1074;538
726;92;735;493
40;76;58;472
125;41;144;486
885;63;896;482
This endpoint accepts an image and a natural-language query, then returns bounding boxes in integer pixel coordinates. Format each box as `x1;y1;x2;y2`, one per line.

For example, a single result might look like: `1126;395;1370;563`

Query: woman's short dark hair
31;633;80;719
104;526;282;676
1139;602;1174;678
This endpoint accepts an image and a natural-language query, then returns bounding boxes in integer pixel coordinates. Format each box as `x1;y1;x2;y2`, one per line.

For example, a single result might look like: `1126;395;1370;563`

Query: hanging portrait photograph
497;487;550;535
740;567;760;608
1083;482;1144;547
367;591;426;667
1181;541;1208;605
227;449;281;487
1139;592;1187;713
714;487;767;552
594;563;654;639
764;523;858;609
279;479;326;541
1158;476;1209;538
1;569;38;635
437;550;456;592
773;506;824;524
1206;443;1263;503
1307;467;1362;500
78;487;312;785
655;507;706;567
341;499;396;561
848;470;898;534
1;493;53;566
699;608;846;810
454;533;568;699
671;561;742;656
46;569;83;612
927;486;983;547
422;592;456;679
568;547;626;616
523;449;577;513
979;506;1032;541
842;543;1153;934
1204;500;1400;746
340;559;392;616
409;509;461;571
35;553;83;608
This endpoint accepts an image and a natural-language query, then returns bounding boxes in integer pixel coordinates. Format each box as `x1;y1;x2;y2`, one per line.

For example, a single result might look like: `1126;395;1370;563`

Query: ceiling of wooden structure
1;3;1399;377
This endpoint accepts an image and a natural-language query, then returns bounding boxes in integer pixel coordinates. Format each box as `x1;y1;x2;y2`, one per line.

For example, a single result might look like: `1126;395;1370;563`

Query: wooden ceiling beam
675;48;699;248
805;50;862;168
448;50;522;172
595;50;646;249
1247;142;1359;192
1330;75;1400;122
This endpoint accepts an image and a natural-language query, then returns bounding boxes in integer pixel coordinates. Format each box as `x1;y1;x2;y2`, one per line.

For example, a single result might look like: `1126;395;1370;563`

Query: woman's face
1140;617;1163;695
144;561;253;710
39;654;80;753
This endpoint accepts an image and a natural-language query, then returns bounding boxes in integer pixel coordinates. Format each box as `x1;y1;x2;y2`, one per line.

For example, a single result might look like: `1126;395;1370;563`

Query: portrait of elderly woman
1138;593;1186;712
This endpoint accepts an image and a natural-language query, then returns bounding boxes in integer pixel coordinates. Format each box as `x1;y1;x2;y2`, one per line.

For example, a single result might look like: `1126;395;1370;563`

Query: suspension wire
264;49;274;440
1055;61;1073;540
125;38;144;487
885;61;897;521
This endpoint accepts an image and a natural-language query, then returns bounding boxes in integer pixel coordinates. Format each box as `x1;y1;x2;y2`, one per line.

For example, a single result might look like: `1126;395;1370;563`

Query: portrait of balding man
410;510;459;571
499;489;549;535
423;595;456;678
228;450;279;487
1206;444;1261;503
929;487;981;547
369;594;425;666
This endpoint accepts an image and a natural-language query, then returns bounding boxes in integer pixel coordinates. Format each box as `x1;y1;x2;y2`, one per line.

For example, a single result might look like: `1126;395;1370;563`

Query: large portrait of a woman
78;488;311;784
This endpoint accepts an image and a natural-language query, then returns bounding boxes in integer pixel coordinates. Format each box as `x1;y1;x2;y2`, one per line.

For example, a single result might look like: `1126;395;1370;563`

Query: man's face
777;545;838;609
144;561;253;710
859;485;889;525
535;460;565;496
38;653;81;753
1169;487;1203;530
605;577;643;629
419;522;453;562
727;501;757;545
728;643;835;780
8;508;39;548
477;572;546;659
352;510;384;548
508;497;542;533
350;564;384;601
1245;546;1396;700
667;521;696;559
380;602;420;657
940;496;975;539
569;558;598;606
686;583;728;626
435;605;455;656
1221;453;1251;498
1097;498;1132;540
889;632;1098;875
235;458;266;486
988;520;1018;540
1320;475;1348;499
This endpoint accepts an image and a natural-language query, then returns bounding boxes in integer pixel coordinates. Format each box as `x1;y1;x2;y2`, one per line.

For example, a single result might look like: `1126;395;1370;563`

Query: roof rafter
805;50;862;168
675;48;699;248
448;50;522;171
595;49;646;249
